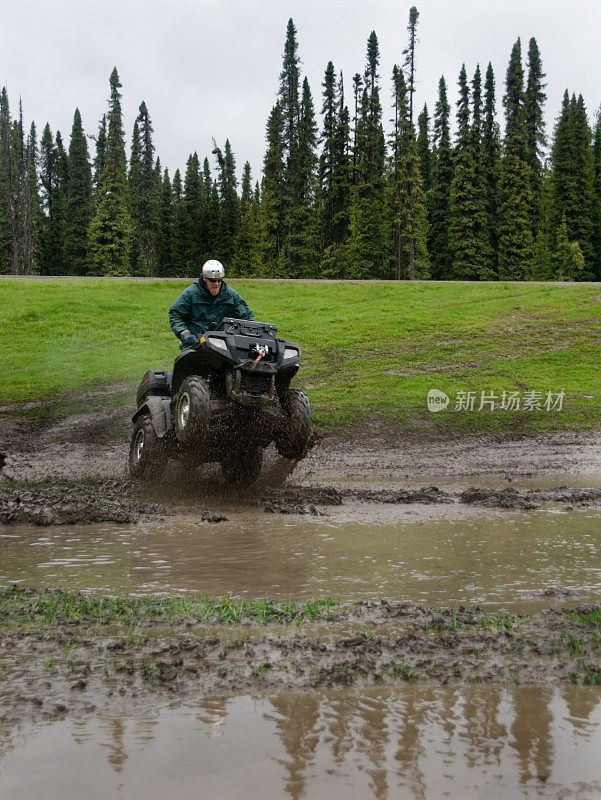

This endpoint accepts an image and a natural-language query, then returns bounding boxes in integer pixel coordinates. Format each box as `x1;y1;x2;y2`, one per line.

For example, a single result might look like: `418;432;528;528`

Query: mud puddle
2;686;601;799
2;507;601;611
3;399;601;795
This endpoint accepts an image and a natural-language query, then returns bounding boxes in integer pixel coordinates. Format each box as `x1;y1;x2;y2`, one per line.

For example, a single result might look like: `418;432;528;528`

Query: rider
169;259;255;350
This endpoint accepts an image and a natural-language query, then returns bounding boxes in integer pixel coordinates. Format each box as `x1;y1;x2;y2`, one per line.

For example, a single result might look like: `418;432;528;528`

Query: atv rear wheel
275;388;312;461
221;444;263;486
175;376;210;447
129;415;165;479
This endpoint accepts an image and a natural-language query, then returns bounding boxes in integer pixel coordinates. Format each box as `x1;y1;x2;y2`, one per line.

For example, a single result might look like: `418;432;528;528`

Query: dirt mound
0;480;157;526
459;486;540;510
2;476;600;526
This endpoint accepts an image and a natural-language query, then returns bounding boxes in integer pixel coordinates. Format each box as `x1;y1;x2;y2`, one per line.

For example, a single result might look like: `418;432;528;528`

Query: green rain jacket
168;278;255;340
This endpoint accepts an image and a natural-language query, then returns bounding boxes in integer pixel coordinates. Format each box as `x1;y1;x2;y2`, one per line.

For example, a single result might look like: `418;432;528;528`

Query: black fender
132;396;172;438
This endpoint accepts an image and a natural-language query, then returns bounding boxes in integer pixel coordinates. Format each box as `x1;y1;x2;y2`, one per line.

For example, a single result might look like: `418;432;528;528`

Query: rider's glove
180;330;197;348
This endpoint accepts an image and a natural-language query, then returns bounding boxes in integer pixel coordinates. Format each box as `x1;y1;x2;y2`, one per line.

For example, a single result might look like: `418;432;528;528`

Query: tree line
1;10;600;280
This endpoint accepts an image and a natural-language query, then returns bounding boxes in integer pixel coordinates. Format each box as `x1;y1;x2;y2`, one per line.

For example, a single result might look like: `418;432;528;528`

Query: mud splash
2;391;601;487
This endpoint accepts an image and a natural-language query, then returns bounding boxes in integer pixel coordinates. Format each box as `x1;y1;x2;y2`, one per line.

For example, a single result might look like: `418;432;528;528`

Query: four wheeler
128;318;312;484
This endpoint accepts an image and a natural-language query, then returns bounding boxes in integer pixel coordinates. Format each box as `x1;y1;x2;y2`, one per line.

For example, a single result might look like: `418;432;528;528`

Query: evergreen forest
1;11;600;281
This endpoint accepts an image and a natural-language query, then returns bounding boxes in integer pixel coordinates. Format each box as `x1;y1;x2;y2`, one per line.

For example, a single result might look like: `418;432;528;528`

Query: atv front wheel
275;388;312;460
221;445;263;486
175;376;210;447
129;415;166;479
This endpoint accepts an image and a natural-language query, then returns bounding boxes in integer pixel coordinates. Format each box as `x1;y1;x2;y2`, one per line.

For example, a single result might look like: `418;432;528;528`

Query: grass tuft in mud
476;614;522;633
568;608;601;631
390;663;418;682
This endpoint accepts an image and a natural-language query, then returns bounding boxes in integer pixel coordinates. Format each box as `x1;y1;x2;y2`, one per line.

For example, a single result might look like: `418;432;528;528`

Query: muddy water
2;507;601;610
1;686;600;799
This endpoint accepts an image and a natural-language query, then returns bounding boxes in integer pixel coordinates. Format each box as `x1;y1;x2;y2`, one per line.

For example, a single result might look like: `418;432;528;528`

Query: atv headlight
207;337;228;351
283;347;299;360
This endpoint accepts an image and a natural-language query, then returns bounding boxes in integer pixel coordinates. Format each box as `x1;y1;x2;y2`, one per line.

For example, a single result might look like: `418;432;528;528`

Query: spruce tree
88;68;132;275
403;6;420;126
320;69;351;276
8;102;33;274
156;167;173;276
231;161;258;275
448;65;493;279
591;111;601;280
0;89;18;273
92;115;107;197
128;101;159;275
429;77;453;278
553;214;584;279
257;101;286;276
471;65;496;277
279;18;300;168
417;104;432;195
387;65;429;279
64;108;92;274
497;39;534;279
128;117;143;274
524;37;547;234
179;152;205;271
203;159;220;262
351;73;363;186
318;62;337;254
51;131;68;274
346;31;388;278
550;92;594;276
482;63;501;274
448;65;476;278
213;138;239;266
569;94;594;273
170;168;187;275
277;18;302;273
24;122;42;274
38;124;67;275
550;90;572;231
206;180;221;263
289;76;319;275
38;123;55;274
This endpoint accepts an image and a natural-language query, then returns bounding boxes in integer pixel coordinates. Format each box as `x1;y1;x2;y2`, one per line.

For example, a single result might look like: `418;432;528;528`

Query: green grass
0;586;340;629
390;663;418;682
477;614;521;633
568;608;601;631
1;277;600;432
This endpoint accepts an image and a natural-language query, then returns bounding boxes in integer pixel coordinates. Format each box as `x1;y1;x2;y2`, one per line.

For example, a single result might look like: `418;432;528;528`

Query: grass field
0;277;599;432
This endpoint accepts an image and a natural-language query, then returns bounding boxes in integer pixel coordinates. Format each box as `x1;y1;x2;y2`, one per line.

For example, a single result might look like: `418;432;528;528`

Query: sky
1;0;600;183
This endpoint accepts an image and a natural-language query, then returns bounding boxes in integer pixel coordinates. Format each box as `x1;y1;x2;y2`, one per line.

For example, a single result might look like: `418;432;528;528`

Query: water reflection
2;687;601;799
2;507;601;610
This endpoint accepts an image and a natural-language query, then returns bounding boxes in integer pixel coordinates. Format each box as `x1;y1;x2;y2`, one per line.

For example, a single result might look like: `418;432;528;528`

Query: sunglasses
206;278;223;284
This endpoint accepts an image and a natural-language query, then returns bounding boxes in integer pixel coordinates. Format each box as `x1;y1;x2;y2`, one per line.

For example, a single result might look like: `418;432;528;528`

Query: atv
128;317;312;484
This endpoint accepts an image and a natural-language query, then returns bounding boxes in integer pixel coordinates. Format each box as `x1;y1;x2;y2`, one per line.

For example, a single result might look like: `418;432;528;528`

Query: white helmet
202;259;225;281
